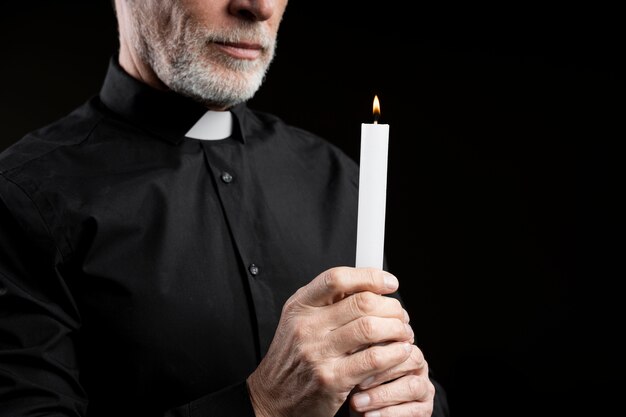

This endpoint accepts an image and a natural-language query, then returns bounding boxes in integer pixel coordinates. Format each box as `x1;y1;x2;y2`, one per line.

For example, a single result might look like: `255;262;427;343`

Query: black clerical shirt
0;57;365;416
0;59;448;417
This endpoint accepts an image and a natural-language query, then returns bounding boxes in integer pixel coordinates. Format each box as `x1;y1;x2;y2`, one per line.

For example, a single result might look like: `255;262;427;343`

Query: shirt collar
98;57;248;144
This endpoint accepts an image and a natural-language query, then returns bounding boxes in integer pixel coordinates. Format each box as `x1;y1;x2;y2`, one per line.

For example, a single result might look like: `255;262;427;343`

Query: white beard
128;3;277;108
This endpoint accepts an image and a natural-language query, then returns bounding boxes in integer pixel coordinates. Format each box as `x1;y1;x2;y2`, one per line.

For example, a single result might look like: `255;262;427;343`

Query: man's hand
350;344;435;417
246;267;414;417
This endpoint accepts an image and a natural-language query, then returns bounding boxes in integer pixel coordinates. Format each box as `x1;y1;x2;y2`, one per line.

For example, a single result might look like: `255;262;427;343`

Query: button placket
200;140;275;355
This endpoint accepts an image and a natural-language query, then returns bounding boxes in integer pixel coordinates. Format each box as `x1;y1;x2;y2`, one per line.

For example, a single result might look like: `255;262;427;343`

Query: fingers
294;267;399;307
356;400;435;417
326;316;414;355
321;291;408;330
351;373;436;417
335;342;412;387
359;345;427;390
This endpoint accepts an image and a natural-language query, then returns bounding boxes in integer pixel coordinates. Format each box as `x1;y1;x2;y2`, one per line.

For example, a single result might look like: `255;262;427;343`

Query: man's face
124;0;288;109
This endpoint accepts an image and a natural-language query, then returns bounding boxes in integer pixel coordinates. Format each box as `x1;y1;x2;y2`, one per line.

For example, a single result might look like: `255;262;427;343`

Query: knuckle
395;318;408;334
355;291;378;315
407;375;423;398
324;267;347;293
302;347;319;364
297;345;319;367
365;348;383;370
357;316;377;342
315;366;335;388
409;354;422;371
412;346;426;368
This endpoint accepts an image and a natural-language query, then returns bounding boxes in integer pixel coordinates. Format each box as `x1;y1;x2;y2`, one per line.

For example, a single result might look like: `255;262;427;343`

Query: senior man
0;1;449;416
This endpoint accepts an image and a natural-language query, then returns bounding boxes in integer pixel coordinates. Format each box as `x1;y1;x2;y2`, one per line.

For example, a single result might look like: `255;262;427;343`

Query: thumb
294;266;399;307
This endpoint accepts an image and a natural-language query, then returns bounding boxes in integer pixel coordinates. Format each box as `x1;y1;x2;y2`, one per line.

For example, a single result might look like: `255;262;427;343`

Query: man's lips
214;41;264;60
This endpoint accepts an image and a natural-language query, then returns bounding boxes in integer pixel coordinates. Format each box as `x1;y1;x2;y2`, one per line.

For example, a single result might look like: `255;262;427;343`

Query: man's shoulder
0;99;103;176
247;107;323;141
246;107;356;164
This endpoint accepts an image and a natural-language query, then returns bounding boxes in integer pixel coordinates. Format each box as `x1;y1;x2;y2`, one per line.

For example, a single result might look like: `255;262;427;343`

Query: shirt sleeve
0;173;87;415
0;173;261;417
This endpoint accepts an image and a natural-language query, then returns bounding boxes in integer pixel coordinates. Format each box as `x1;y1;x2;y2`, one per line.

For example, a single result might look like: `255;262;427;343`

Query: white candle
355;95;389;269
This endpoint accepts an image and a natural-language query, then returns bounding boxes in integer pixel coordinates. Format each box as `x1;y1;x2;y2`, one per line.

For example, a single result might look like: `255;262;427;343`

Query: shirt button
248;263;259;276
220;172;233;183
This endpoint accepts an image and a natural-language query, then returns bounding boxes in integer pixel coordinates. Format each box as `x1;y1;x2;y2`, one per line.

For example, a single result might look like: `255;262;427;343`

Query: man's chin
162;58;267;106
173;80;259;109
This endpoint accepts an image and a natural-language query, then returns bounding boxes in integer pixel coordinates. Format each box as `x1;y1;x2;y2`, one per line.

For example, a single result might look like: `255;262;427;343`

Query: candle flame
372;95;381;124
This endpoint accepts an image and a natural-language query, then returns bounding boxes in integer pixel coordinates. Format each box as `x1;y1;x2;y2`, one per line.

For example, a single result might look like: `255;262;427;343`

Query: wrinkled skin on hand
247;267;435;417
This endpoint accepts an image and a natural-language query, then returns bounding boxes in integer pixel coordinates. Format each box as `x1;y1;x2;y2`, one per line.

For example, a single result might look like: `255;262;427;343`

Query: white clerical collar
185;110;233;140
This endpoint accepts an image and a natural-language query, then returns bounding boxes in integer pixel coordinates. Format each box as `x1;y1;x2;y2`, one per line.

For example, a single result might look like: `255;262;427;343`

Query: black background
1;2;624;416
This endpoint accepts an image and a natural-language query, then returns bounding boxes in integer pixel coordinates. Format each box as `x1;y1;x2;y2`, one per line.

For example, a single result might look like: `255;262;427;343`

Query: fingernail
353;392;371;408
365;411;381;417
403;309;410;323
403;342;413;353
383;273;398;290
360;375;376;388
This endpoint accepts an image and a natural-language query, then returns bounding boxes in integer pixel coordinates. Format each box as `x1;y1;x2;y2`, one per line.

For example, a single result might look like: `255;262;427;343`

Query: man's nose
229;0;276;22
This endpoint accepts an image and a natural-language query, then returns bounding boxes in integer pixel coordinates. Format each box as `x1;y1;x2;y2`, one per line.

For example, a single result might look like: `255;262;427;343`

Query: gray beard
129;4;277;109
160;44;269;108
